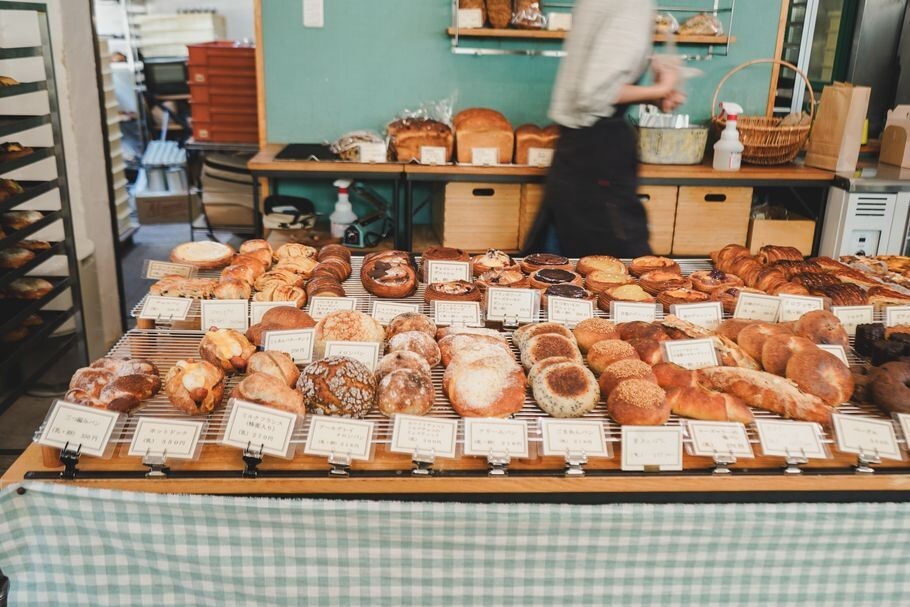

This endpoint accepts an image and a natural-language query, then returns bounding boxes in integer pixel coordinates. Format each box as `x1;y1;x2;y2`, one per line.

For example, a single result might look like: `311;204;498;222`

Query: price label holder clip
783;448;809;475
58;441;82;480
328;451;352;477
141;450;171;478
855;449;881;474
564;451;588;477
412;449;436;476
486;450;511;476
710;451;737;475
241;442;265;479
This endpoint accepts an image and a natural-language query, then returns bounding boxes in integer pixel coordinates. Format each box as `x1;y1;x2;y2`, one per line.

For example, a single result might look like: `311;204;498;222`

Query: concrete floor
0;395;56;476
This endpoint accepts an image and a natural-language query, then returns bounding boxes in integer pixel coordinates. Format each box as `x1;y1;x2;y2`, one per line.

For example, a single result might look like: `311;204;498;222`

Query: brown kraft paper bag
805;82;871;172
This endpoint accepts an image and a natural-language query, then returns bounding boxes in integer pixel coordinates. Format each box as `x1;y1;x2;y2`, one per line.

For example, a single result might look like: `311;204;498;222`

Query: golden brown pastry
629;256;680;277
757;245;803;265
689;270;744;293
519;333;584;370
213;279;251;300
1;209;41;230
274;243;317;262
1;277;52;300
453;108;514;164
736;322;794;362
584;270;633;293
0;246;35;269
472;249;519;275
476;268;529;291
424;280;481;303
638;270;692;294
312;257;352;282
665;386;754;424
656;288;709;311
170;241;234;269
240;239;272;256
0;141;33;161
246;306;316;347
298;356;377;418
486;0;512;28
199;328;256;374
512;321;575;350
306;275;346;298
572;318;620;353
607;380;669;425
576;255;626;276
234;372;306;416
587;339;639;376
438;333;514;368
252;283;307;308
318;244;352;263
531;361;599;418
164;359;225;415
248;350;300;387
597;285;656;308
149;275;217;299
221;264;257;285
361;251;418;298
377;369;436;417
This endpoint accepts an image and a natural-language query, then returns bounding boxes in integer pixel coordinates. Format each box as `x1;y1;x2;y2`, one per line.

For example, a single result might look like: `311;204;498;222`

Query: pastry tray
130;257;718;326
82;328;895;453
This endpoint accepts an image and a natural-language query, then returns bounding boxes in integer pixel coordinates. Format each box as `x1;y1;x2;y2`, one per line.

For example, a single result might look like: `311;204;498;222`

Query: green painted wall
261;0;784;143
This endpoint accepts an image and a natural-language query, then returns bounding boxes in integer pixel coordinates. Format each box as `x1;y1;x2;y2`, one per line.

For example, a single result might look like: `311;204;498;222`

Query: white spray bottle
713;102;744;171
330;179;357;238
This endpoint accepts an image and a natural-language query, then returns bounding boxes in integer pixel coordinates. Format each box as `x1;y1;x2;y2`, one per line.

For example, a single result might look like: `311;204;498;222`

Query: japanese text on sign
621;426;683;471
539;419;609;457
463;419;529;458
222;400;297;458
390;415;458;459
128;418;204;459
304;417;374;461
38;401;121;457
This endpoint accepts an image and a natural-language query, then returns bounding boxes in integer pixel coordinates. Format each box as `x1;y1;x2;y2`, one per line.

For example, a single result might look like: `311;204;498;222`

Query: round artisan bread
519;333;583;370
607;379;669;426
760;334;817;376
527;356;576;384
247;350;300;387
794;309;850;349
445;359;526;418
377;369;435;417
531;361;599;418
386;312;436;339
598;358;657;399
297;356;377;418
513;322;576;351
572;318;619;353
375;351;432;380
870;361;910;414
616;321;668;342
736;322;794;361
438;334;514;367
715;318;753;342
587;340;639;375
387;330;441;367
313;310;385;358
785;348;854;406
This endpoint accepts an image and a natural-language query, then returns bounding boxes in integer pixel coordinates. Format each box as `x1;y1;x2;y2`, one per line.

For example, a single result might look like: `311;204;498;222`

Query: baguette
695;367;834;424
665;386;754;424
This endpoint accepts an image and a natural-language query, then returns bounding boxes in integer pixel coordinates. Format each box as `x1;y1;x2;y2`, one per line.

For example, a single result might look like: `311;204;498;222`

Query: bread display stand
5;254;910;499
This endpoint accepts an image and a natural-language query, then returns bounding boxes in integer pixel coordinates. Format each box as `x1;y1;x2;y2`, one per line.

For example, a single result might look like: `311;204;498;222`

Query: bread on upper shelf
486;0;512;29
387;118;454;162
514;123;559;165
453;108;514;164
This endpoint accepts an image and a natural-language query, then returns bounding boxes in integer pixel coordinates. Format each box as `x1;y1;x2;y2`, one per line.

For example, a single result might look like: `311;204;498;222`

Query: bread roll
520;333;583;370
378;369;435;417
248;351;300;387
298;356;377;418
246;306;316;347
760;334;816;376
785;349;854;406
587;340;639;376
665;386;754;424
388;331;441;367
376;351;432;380
234;372;306;417
386;312;436;339
598;359;656;399
164;359;225;415
445;358;526;417
607;379;669;426
531;361;599;418
199;328;256;374
572;318;619;353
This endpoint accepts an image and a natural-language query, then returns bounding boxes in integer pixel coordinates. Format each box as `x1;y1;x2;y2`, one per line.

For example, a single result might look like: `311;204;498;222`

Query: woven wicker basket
711;58;816;165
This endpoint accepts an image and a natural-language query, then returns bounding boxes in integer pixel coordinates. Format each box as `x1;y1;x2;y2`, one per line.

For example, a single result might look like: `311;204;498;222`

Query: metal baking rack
131;257;716;326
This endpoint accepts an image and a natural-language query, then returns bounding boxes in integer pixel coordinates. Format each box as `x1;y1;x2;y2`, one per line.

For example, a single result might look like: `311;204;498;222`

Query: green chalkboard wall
261;0;784;143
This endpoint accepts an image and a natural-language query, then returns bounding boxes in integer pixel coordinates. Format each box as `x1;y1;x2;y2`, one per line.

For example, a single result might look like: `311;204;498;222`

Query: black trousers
524;116;652;258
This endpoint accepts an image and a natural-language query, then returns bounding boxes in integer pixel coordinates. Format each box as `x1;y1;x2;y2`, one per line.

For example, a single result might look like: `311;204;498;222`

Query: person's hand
659;90;687;113
651;56;681;97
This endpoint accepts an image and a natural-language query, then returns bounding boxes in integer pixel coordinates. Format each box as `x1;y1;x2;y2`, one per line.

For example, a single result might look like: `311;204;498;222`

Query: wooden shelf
446;27;734;45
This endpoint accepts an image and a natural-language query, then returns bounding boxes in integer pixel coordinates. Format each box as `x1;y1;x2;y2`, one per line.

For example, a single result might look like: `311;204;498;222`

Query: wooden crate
519;184;544;250
747;214;816;255
672;186;752;255
519;184;677;254
433;182;521;251
639;186;677;255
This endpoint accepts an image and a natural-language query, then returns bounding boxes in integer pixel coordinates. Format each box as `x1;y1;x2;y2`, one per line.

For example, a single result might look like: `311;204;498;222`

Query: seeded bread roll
298;356;377;418
377;369;435;417
586;340;639;376
607;379;669;426
531;361;599;418
572;318;620;353
520;333;583;370
598;359;657;399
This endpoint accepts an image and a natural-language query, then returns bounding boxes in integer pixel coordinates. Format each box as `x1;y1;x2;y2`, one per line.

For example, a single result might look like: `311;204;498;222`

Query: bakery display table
2;482;910;605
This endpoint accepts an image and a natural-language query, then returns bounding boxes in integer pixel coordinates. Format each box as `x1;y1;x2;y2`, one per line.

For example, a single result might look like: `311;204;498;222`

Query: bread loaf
387;118;453;162
458;0;485;24
486;0;512;28
514;124;559;164
453;108;514;164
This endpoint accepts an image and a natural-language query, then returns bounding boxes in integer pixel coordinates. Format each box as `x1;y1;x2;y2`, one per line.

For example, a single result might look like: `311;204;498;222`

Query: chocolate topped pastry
520;253;573;274
476;268;528;291
529;268;583;290
361;255;418;298
545;284;592;299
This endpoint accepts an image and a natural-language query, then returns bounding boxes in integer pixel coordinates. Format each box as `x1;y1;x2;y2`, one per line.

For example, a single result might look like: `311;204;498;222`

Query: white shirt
548;0;655;128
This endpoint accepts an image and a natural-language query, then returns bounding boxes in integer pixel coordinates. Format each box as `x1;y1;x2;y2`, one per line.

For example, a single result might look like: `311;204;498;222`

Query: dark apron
524;112;652;258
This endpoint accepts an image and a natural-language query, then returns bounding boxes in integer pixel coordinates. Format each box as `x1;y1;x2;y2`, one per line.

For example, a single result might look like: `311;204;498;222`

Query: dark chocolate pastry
855;323;885;357
871;339;905;366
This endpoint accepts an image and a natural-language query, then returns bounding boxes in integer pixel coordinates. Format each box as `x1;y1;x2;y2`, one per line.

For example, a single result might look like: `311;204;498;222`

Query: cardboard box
747;214;816;255
433;182;520;251
672;187;752;255
136;191;200;224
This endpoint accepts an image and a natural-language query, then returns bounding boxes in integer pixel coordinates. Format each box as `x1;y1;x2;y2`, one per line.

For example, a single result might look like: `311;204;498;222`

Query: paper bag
805;82;871;172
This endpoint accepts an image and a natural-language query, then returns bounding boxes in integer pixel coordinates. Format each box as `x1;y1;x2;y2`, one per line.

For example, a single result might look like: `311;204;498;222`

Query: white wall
147;0;254;41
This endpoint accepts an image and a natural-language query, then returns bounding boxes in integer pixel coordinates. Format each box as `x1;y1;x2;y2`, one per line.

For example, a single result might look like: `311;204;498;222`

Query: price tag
200;299;248;331
832;414;902;461
896;413;910;446
885;305;910;327
621;426;683;471
456;7;484;28
221;399;298;458
527;147;554;167
324;341;381;371
547;296;594;326
356;141;387;163
471;147;498;166
372;301;421;325
304;417;374;461
127;418;204;460
686;421;754;459
37;401;122;457
661;338;719;370
486;288;540;323
138;296;192;321
308;296;357;319
733;293;781;322
818;344;849;366
433;300;482;326
425;260;472;284
144;260;195;279
249;301;290;325
390;414;458;459
463;419;529;459
610;301;658;323
263;329;315;363
754;419;828;459
832;305;874;336
670;302;723;331
539;419;610;457
547;11;572;30
778;294;826;323
420;146;447;165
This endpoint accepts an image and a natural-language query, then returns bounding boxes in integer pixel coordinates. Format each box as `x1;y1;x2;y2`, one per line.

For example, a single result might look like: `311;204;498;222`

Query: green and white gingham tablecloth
2;482;910;606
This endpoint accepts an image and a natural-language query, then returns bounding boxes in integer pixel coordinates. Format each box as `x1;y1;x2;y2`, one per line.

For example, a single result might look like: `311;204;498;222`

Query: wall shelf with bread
449;1;736;60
